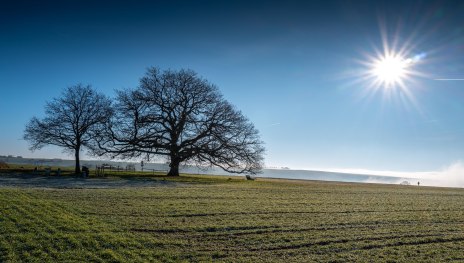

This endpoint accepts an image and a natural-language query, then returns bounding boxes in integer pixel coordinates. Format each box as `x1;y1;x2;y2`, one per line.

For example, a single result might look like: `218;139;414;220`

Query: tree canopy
24;84;112;173
92;68;264;176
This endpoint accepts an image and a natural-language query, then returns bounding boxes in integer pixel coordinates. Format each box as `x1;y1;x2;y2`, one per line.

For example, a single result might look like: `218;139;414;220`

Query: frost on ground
0;174;178;188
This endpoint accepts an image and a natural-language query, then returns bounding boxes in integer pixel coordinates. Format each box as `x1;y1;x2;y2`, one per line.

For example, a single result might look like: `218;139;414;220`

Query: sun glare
355;45;425;92
347;22;430;113
372;55;408;85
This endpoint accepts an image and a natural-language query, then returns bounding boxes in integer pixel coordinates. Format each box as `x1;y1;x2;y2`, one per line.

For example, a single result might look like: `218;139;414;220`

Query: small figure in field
417;181;420;186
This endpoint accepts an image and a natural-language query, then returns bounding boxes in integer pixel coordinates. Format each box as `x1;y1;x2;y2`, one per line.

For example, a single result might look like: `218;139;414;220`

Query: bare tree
24;84;112;174
93;68;264;176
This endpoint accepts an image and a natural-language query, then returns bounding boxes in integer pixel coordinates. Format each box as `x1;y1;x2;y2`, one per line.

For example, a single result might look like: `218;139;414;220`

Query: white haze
326;161;464;188
2;156;463;188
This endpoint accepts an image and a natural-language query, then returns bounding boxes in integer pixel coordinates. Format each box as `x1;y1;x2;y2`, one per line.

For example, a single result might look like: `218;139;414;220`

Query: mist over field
3;156;463;188
415;162;464;188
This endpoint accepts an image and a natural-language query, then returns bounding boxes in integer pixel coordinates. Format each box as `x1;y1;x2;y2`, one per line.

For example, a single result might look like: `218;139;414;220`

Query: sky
1;0;464;174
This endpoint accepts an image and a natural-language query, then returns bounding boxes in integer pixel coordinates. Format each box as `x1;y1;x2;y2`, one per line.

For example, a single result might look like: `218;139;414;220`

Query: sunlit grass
0;171;463;262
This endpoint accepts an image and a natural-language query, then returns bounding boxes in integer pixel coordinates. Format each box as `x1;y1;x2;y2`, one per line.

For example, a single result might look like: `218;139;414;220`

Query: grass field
1;171;464;262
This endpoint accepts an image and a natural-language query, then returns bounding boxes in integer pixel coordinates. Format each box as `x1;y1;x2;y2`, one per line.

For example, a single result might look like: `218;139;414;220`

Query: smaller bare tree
24;84;112;174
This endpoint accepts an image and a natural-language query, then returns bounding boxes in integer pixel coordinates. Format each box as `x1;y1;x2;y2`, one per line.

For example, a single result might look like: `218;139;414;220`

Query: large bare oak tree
24;84;112;174
93;68;264;176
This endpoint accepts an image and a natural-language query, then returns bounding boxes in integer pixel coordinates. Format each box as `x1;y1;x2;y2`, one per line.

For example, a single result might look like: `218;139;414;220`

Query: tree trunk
167;158;180;176
74;148;81;174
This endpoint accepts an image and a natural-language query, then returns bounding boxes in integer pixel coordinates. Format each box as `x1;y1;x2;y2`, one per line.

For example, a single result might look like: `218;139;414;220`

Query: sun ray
340;23;431;117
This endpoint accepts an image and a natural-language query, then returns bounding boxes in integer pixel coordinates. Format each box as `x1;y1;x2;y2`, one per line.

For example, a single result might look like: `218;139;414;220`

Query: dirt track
0;174;178;188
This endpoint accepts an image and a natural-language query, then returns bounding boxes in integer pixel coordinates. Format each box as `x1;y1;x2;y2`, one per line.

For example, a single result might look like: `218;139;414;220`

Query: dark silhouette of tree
93;68;264;176
24;84;112;174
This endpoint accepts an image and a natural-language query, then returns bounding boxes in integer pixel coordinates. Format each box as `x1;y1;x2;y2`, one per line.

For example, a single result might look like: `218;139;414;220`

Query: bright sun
372;54;409;86
358;31;427;95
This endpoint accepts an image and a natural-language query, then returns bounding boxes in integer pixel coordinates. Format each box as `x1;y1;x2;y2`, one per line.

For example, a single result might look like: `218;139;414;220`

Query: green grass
1;172;464;262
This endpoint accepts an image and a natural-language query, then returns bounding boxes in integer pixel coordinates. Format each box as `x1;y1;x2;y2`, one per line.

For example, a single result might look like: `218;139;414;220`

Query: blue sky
1;0;464;173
